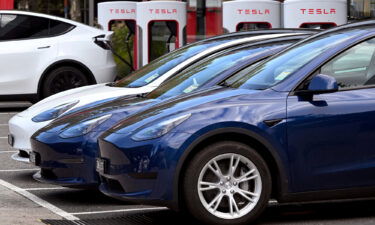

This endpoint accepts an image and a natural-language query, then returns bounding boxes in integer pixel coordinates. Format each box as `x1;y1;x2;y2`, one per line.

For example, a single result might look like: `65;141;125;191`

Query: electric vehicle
0;10;116;100
29;34;309;188
95;21;375;225
9;29;317;163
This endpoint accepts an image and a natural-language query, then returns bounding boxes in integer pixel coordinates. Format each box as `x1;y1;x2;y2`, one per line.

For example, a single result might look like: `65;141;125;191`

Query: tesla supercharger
0;0;14;10
223;0;281;33
206;0;223;37
137;1;187;67
283;0;347;29
98;1;138;70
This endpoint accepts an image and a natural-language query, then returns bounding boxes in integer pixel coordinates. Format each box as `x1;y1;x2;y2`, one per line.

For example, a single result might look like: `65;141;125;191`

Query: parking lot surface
2;108;375;225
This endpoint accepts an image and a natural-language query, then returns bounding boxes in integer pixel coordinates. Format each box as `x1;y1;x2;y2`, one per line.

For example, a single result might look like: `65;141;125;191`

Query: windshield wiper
136;93;148;99
219;81;231;88
106;82;116;87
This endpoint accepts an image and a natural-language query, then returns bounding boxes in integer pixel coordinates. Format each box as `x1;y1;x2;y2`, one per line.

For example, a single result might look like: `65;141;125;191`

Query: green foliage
111;22;134;78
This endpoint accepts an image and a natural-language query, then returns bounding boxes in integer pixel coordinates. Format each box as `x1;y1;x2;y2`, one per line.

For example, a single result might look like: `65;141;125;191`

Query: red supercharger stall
98;1;138;70
0;0;14;10
223;0;281;33
186;0;222;43
283;0;347;29
136;1;186;67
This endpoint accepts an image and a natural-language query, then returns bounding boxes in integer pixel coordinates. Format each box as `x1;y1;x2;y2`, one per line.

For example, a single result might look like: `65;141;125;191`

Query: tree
70;0;81;22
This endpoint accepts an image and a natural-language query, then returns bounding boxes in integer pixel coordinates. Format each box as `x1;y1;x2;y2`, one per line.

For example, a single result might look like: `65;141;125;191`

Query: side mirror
296;74;338;96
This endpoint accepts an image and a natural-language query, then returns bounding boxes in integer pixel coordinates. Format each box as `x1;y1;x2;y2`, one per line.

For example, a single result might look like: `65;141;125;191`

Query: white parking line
0;179;80;221
0;151;17;153
0;137;8;139
24;187;67;191
70;207;168;215
0;169;38;172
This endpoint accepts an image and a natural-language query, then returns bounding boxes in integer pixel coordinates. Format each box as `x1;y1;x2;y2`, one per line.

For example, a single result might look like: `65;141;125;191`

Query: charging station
137;1;187;67
0;0;14;10
223;0;281;33
205;0;223;37
283;0;347;29
98;1;138;70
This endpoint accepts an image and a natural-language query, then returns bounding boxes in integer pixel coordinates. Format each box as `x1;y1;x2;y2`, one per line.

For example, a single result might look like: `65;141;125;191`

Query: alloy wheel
197;153;262;220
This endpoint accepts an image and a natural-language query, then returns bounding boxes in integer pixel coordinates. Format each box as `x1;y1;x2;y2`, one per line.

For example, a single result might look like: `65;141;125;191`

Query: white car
0;10;117;101
8;32;305;163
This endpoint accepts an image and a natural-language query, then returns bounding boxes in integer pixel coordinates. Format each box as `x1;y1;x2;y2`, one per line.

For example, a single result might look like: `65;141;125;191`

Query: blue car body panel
98;88;289;201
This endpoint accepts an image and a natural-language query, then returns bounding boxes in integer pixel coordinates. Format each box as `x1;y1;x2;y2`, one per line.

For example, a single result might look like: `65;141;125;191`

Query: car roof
197;28;320;44
0;10;103;33
201;34;310;87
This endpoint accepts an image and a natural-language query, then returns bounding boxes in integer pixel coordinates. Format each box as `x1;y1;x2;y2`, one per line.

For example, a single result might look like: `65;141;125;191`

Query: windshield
113;39;230;88
229;29;369;90
146;43;288;100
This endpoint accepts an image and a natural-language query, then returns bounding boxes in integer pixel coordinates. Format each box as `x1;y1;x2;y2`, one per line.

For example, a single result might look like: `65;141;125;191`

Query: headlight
131;114;191;141
32;101;79;122
59;114;112;138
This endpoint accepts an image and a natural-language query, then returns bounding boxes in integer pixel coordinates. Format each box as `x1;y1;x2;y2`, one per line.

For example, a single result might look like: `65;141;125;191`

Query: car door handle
37;46;50;49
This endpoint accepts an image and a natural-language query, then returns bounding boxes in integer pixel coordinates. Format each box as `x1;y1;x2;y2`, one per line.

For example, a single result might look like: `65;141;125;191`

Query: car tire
42;66;89;98
183;141;271;225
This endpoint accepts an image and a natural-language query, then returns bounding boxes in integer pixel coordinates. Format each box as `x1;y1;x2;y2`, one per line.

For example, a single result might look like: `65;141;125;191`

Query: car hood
39;95;160;134
17;84;155;118
106;87;269;135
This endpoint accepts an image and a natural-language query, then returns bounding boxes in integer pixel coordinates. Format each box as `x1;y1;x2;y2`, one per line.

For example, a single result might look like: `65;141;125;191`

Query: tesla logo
149;9;178;14
237;9;271;15
300;8;337;15
109;8;136;14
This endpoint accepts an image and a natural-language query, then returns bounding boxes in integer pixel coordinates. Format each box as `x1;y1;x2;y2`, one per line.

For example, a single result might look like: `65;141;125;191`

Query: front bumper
8;114;49;161
97;131;194;209
11;151;30;163
33;170;98;188
30;136;99;187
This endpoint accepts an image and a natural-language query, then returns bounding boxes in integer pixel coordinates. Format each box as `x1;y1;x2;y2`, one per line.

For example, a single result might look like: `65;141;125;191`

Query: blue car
96;21;375;225
29;34;308;188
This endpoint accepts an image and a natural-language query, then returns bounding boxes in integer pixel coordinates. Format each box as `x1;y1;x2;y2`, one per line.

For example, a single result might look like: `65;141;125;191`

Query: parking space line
0;169;38;172
24;187;67;191
70;207;168;215
0;137;8;139
0;151;17;153
0;179;80;221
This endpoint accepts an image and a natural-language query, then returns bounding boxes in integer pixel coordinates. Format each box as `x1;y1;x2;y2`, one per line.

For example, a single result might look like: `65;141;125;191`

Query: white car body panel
0;10;117;96
8;32;302;163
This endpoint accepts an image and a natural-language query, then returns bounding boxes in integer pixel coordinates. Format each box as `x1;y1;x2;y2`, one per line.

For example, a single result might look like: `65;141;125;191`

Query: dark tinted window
0;14;49;40
49;19;74;36
0;14;74;41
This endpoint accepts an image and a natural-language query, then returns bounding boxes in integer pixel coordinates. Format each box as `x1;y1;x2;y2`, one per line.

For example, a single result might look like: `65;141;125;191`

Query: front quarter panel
100;89;290;207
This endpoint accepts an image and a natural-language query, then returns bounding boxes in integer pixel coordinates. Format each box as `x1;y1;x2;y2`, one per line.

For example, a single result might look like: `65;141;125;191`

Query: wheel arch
37;59;97;99
173;127;289;211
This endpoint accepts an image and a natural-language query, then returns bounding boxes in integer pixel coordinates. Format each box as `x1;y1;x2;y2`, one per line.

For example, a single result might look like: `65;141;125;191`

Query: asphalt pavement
1;107;375;225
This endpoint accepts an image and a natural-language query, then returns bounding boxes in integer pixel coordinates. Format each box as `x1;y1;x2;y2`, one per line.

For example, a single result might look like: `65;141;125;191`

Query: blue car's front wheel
183;141;271;225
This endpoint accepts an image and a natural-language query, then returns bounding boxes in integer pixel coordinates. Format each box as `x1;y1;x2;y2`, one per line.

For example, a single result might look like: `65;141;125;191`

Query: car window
49;20;74;36
227;29;368;90
320;38;375;89
146;44;281;100
112;39;231;88
0;14;49;40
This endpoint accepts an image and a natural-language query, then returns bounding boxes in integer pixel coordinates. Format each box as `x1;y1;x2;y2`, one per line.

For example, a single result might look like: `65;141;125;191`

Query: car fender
171;124;289;210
